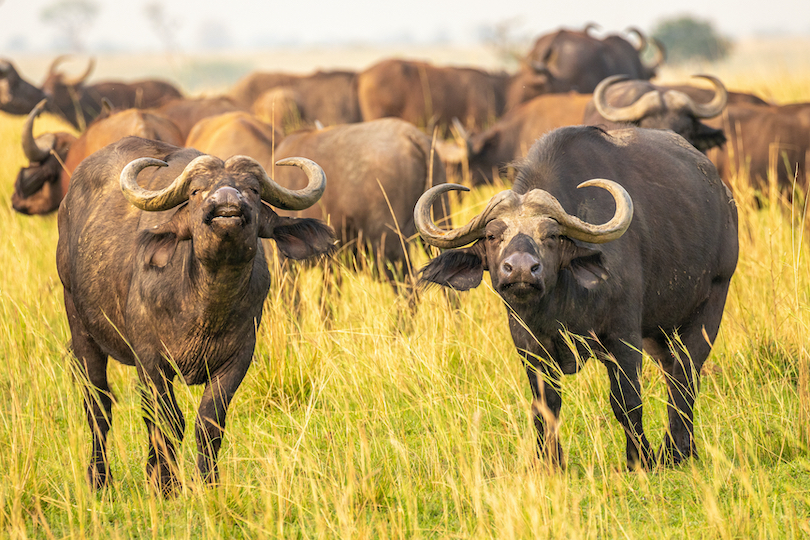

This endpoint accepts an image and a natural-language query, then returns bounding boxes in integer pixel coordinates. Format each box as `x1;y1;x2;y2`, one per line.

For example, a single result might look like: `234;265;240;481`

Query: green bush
652;16;732;63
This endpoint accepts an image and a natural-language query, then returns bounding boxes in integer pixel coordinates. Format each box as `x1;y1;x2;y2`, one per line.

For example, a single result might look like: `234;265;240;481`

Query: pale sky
1;0;809;53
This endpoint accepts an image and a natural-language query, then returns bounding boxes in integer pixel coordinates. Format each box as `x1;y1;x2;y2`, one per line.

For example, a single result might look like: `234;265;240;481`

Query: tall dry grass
0;64;809;538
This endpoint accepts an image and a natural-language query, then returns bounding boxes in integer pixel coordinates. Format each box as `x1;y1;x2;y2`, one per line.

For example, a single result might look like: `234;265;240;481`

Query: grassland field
1;41;810;538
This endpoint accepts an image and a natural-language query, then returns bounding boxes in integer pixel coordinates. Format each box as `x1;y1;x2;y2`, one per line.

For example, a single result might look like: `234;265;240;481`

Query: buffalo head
121;153;333;267
414;181;632;304
590;74;728;152
0;59;47;115
13;99;76;215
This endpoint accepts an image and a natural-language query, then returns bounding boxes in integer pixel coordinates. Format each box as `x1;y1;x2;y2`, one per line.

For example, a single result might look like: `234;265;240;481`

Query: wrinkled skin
420;126;738;469
56;136;334;494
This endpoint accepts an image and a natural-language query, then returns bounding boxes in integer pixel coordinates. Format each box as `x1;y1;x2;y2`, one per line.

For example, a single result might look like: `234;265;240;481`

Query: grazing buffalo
14;99;185;215
440;93;593;185
525;26;664;94
228;69;360;126
583;75;728;153
356;59;547;133
57;136;334;493
152;96;244;141
704;103;809;194
415;126;738;468
0;58;47;115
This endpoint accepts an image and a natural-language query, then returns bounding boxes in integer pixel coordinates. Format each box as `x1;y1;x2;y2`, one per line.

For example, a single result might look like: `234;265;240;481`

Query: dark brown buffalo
152;96;244;141
14;100;185;215
704;103;809;194
439;92;593;185
525;26;664;94
57;136;334;493
664;84;768;106
356;59;547;133
228;69;360;126
0;58;47;114
583;75;728;152
416;126;738;469
190;114;447;278
41;56;183;130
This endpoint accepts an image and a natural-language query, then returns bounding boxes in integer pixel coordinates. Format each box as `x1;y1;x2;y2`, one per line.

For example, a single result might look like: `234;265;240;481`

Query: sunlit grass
0;72;809;538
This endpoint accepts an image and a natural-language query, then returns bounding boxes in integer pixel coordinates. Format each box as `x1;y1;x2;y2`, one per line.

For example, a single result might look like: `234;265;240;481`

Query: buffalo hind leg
65;292;113;490
195;356;251;484
601;337;654;470
651;280;730;465
138;367;185;496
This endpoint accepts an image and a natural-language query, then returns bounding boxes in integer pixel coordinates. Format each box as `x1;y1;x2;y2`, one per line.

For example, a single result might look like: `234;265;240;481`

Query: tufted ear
419;241;488;291
139;205;191;267
560;238;608;290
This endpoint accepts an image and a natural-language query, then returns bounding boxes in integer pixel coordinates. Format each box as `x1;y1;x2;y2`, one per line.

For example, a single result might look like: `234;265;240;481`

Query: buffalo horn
228;156;327;211
22;99;54;162
593;75;662;123
48;55;94;86
676;75;728;119
120;155;219;211
528;179;634;243
414;180;633;249
625;27;647;52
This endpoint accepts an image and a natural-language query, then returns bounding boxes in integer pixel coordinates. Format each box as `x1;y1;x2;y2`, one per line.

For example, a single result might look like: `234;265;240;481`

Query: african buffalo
153;96;245;141
189;114;447;280
415;126;738;468
57;136;334;493
41;56;183;130
228;69;360;126
583;75;728;152
356;59;547;133
0;58;47;115
525;26;664;94
439;92;593;185
14;99;185;215
704;103;808;195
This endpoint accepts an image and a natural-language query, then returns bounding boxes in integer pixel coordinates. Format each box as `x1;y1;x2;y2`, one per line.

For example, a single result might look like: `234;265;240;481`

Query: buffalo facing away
56;136;334;493
415;126;738;468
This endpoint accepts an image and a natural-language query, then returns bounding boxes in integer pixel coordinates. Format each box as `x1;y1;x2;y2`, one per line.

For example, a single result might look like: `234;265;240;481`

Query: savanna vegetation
0;60;809;539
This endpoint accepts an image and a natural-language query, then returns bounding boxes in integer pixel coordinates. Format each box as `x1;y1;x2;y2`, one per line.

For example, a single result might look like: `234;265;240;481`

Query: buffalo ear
419;241;487;291
470;130;498;158
140;205;191;268
268;215;336;260
561;239;608;290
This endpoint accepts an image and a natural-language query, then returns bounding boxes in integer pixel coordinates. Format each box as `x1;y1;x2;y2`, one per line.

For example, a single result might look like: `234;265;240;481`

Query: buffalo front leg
601;337;653;470
65;292;113;490
138;367;185;496
195;356;251;484
520;350;564;467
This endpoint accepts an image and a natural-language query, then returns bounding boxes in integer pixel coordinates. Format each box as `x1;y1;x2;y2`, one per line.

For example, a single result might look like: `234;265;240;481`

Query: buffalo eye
250;187;259;195
191;188;201;196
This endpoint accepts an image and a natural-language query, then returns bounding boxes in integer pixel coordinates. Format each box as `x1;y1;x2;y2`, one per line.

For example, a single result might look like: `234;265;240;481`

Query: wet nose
499;252;541;283
209;186;242;205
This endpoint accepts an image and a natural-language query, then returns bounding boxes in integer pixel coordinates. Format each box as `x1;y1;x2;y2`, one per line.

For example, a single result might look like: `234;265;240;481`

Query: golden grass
0;69;808;538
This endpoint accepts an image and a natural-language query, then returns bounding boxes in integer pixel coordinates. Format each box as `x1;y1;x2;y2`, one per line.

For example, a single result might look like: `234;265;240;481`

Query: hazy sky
2;0;809;53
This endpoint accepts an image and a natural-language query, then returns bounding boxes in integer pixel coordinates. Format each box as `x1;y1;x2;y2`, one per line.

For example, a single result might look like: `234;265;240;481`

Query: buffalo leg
138;367;185;496
65;292;113;490
601;337;653;470
655;281;730;465
195;356;251;484
520;350;563;466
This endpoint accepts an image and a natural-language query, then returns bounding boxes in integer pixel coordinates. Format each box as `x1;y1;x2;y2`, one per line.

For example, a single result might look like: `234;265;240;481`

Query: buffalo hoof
87;464;110;491
658;436;697;467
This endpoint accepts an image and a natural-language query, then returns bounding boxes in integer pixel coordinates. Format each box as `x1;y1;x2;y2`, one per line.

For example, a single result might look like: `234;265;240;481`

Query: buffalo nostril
502;261;513;274
531;263;540;273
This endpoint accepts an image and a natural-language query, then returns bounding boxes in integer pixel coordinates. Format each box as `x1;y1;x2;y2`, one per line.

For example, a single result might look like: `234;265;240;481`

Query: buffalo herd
2;23;806;493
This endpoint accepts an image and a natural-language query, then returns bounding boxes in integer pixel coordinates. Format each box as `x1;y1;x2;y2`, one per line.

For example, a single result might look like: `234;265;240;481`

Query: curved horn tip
124;157;169;171
275;156;315;167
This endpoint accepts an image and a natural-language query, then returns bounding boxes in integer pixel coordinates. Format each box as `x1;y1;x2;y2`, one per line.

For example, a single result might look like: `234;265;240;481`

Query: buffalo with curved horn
415;126;738;469
585;74;729;152
57;136;334;494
